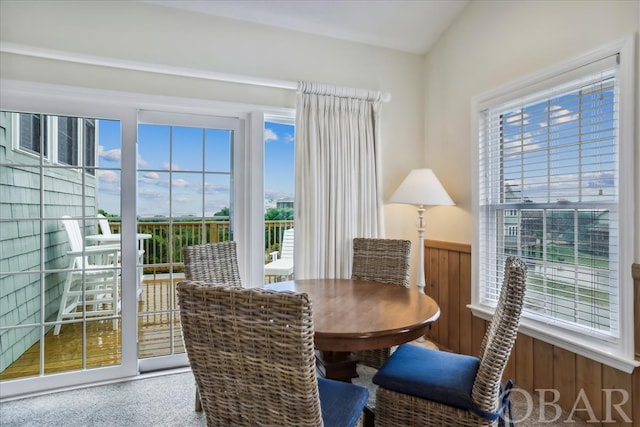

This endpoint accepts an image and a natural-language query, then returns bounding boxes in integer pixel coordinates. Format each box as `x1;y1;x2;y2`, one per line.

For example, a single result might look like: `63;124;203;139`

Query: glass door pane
137;117;234;368
263;119;295;284
0;111;123;381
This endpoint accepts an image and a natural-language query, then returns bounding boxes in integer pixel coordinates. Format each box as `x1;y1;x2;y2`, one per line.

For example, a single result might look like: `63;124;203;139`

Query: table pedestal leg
315;351;358;382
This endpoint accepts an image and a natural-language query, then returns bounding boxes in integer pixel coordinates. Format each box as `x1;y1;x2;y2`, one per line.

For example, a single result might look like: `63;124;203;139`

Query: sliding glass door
0;80;289;398
0;108;136;397
135;111;242;372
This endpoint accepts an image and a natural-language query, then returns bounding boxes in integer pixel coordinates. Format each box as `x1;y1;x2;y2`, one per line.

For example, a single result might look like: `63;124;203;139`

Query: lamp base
416;206;426;293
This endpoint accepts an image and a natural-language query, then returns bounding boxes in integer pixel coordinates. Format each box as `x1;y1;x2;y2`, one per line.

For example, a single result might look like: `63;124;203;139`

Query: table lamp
389;168;455;293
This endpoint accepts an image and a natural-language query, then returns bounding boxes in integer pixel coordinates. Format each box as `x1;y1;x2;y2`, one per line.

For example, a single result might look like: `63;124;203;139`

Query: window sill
468;304;640;374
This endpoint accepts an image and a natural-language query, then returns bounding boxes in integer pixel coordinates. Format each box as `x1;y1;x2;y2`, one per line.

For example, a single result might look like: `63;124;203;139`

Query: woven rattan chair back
178;281;323;427
373;256;527;427
471;256;528;414
182;241;241;286
351;238;411;287
351;238;411;369
182;241;242;412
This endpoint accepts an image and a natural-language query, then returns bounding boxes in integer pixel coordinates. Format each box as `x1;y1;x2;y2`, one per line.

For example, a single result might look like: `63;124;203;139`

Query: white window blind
478;54;621;339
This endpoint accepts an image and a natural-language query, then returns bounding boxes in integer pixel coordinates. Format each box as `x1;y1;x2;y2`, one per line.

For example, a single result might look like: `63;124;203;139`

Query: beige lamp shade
389;168;454;206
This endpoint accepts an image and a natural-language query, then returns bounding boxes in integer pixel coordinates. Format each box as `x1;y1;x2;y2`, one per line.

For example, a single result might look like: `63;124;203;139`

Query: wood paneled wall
634;263;640;362
423;239;639;425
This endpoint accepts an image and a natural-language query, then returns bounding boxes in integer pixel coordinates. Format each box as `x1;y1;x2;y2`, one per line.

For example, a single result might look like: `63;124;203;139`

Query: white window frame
470;36;638;373
240;111;296;289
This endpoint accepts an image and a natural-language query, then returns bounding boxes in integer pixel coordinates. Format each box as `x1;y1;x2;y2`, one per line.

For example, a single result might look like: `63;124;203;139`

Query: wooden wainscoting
423;239;639;425
634;263;640;361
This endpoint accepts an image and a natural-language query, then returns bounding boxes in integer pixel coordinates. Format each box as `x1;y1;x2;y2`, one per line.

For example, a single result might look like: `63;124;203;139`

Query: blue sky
498;79;615;204
264;121;295;200
96;120;294;217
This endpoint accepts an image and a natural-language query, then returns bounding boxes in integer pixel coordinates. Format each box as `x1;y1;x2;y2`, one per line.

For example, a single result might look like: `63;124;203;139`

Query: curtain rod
1;42;391;102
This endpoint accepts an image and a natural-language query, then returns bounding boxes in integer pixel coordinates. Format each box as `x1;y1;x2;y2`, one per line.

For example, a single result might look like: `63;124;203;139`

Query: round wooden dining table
265;278;440;381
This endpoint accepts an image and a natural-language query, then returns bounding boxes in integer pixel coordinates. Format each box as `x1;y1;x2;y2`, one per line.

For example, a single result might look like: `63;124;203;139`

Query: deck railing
107;219;294;274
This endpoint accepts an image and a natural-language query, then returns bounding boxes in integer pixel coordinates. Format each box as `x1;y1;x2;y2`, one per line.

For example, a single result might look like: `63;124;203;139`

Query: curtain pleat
295;83;384;279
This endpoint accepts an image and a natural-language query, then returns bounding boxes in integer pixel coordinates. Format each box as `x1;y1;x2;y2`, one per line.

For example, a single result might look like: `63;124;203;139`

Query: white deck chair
264;228;294;280
97;213;112;236
97;213;145;294
54;216;121;335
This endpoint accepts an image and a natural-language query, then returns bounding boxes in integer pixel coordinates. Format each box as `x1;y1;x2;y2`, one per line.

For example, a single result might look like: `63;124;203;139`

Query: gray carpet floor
1;369;588;426
0;370;205;427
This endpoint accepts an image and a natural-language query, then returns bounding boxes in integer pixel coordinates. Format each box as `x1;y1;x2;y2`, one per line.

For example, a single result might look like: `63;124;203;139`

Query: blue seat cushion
372;343;481;412
318;377;369;427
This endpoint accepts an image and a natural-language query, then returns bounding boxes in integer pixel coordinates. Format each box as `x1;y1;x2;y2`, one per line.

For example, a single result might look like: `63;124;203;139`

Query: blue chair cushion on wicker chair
373;257;527;427
318;377;370;427
373;343;480;411
373;343;514;425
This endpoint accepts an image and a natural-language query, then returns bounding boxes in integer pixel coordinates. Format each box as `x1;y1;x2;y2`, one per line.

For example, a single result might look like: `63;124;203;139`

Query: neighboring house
502;184;542;260
0;112;98;372
276;199;294;209
585;211;610;257
502;184;520;256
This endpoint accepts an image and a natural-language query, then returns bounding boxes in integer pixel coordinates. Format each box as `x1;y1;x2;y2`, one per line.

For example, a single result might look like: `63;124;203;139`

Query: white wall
0;0;427;279
5;0;636;272
422;0;640;262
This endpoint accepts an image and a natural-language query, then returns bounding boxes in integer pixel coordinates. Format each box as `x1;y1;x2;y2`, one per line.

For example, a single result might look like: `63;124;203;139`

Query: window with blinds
13;113;95;172
19;113;47;157
477;54;622;339
57;116;79;166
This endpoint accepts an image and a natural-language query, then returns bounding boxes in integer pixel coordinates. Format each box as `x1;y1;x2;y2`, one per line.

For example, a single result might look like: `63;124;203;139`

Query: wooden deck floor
1;275;185;381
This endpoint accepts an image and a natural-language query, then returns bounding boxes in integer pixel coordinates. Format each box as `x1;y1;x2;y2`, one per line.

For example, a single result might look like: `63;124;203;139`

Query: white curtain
294;82;384;279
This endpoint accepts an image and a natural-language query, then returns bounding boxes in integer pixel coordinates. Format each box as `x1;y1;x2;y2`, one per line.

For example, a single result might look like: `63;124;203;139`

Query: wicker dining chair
351;237;411;369
182;241;242;411
182;241;242;286
177;281;369;427
372;256;528;427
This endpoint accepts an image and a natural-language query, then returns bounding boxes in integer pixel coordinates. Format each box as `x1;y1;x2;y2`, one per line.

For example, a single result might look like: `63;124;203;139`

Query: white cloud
98;145;121;163
140;171;160;183
137;155;148;168
138;188;164;199
264;129;278;142
550;105;578;124
161;162;182;171
173;179;189;188
139;172;170;188
173;195;193;204
203;182;229;193
97;170;120;184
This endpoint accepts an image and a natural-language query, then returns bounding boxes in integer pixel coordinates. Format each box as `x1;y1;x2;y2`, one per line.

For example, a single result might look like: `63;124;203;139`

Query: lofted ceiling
139;0;469;55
